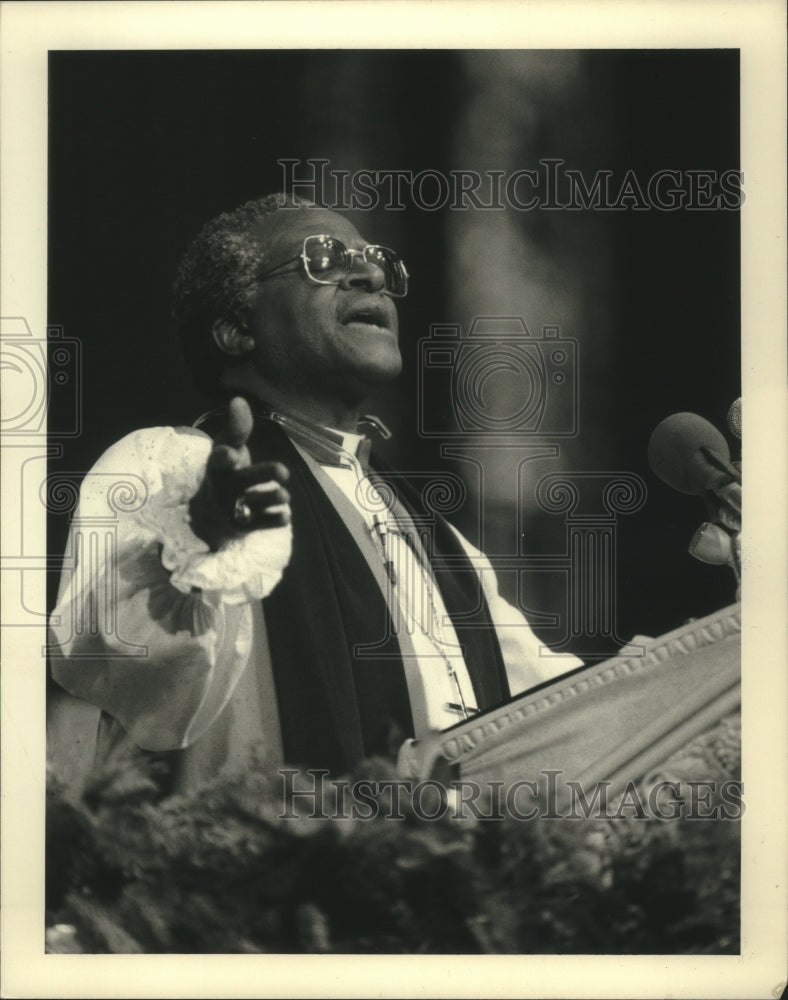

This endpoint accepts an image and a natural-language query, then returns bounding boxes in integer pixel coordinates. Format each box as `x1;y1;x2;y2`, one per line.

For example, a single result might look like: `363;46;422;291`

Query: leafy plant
46;746;740;954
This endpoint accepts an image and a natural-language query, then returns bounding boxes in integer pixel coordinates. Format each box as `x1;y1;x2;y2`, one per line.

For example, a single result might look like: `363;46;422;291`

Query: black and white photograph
1;2;785;997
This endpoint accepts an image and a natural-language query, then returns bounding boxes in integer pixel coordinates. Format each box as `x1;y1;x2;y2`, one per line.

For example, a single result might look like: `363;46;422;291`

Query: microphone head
648;412;732;495
727;397;742;440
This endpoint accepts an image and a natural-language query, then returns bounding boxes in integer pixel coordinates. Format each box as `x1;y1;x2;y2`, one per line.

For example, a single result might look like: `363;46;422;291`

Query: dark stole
209;416;510;776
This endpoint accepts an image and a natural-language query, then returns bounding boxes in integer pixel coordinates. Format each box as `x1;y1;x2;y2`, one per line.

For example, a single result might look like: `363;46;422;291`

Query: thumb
217;396;254;450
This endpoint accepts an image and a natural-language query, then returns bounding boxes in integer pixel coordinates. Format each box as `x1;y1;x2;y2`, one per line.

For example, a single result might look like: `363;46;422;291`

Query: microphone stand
690;443;742;599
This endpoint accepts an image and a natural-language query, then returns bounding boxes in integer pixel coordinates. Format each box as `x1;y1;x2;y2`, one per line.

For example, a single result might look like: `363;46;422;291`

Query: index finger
234;461;291;491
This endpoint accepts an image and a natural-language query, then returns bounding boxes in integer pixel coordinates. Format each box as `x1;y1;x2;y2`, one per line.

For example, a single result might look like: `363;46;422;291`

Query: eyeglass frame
254;234;410;298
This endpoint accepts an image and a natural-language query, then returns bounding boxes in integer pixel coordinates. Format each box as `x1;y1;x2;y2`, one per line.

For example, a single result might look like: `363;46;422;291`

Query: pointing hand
189;397;290;551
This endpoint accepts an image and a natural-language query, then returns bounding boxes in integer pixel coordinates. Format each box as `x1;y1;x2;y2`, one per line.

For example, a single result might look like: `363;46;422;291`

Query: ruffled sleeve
48;426;292;751
129;427;292;603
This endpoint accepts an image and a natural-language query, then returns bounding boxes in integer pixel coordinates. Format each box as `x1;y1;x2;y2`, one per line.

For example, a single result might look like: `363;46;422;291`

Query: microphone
648;410;741;597
647;412;741;531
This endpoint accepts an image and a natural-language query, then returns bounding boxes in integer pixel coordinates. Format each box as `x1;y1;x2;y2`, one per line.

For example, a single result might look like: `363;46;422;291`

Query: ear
211;318;255;356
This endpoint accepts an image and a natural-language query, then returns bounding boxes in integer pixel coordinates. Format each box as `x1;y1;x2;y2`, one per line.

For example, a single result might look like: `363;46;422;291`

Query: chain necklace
367;486;479;721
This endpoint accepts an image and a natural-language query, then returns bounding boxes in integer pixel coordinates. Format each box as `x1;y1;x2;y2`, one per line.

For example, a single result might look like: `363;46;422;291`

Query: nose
340;250;386;293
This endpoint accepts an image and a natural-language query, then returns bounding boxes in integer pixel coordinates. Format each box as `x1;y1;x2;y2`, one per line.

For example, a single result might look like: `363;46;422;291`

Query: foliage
46;748;740;955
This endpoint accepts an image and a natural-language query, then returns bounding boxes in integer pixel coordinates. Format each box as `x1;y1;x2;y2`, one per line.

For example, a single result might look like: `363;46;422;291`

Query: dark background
47;50;741;653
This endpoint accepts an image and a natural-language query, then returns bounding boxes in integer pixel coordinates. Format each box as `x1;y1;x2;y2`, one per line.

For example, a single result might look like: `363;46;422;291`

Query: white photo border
1;2;786;997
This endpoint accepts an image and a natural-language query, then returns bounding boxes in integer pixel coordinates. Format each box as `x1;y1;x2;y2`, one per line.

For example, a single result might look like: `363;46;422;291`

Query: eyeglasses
256;234;409;297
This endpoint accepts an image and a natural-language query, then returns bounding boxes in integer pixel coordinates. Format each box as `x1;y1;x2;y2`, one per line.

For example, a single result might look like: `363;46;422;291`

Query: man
48;194;580;794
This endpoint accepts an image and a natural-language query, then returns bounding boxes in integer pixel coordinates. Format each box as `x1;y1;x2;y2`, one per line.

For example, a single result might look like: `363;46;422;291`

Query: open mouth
340;301;393;331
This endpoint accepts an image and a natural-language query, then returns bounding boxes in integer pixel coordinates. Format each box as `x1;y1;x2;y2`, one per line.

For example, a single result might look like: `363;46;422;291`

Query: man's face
243;207;403;406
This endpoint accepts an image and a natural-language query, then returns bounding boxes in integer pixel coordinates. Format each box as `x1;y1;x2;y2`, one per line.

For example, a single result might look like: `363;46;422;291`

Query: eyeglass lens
303;236;407;296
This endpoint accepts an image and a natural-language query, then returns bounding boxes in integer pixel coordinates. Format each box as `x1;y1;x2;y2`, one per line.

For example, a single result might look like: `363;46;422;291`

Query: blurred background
47;49;741;655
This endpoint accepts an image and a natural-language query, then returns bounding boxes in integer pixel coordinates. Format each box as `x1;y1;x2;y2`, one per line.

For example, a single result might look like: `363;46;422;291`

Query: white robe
47;425;581;795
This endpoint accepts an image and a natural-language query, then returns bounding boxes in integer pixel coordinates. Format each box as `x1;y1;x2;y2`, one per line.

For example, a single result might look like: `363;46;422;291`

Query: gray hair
172;192;311;397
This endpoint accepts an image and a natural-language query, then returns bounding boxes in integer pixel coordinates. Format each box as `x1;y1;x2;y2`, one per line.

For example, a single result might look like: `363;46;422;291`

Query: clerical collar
193;404;390;472
267;408;373;470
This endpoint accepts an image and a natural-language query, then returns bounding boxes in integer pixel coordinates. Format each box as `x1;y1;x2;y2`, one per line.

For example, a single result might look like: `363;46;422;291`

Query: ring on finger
233;497;254;526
